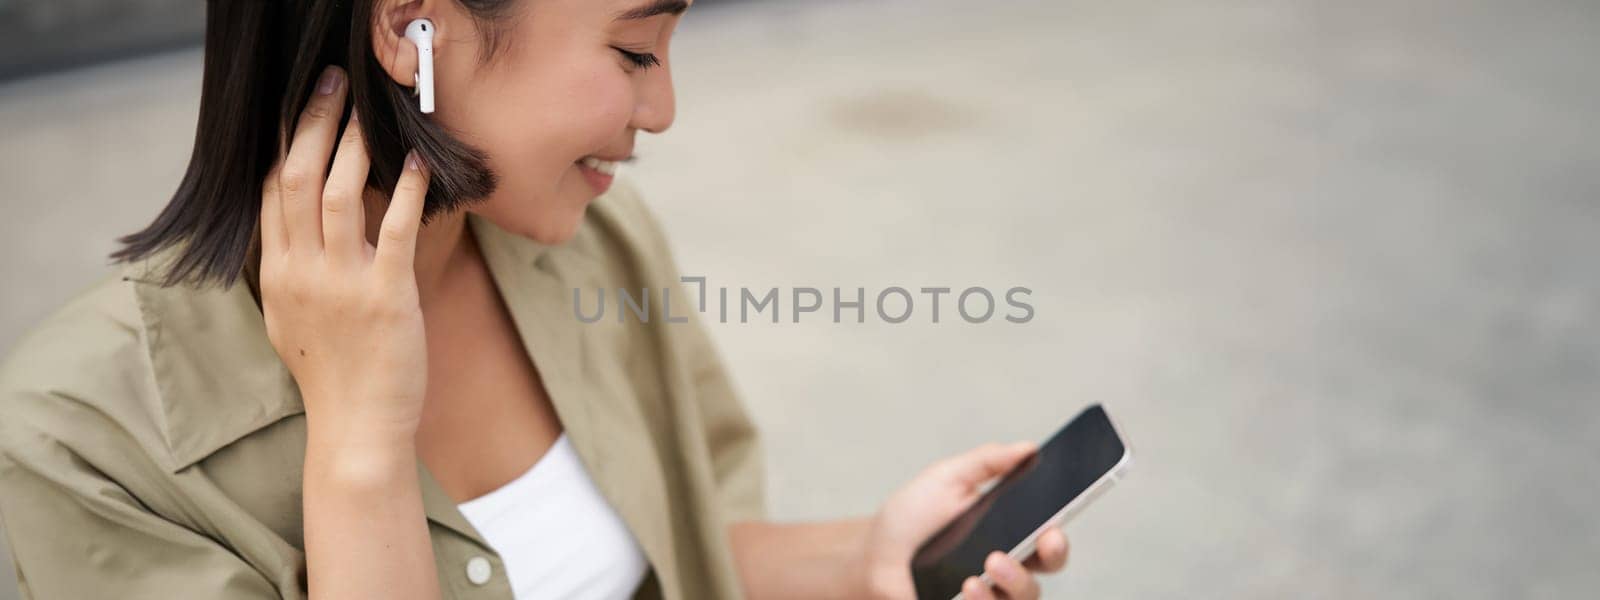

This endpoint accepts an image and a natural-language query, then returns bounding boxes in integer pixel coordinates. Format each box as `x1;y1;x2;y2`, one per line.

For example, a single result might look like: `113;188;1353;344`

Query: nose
630;63;676;134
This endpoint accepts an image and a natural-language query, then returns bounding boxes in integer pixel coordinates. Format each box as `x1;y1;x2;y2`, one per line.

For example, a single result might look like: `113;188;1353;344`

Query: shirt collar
125;214;565;550
125;245;302;473
126;213;556;473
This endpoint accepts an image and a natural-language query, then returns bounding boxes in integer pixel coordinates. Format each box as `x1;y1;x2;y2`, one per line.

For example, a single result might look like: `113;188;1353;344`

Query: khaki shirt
0;181;766;599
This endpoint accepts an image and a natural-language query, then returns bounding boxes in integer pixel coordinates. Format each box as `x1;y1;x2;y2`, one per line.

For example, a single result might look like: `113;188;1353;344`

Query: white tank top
456;433;650;599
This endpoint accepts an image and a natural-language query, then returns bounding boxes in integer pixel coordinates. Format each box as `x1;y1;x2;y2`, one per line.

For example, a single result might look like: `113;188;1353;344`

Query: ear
370;0;439;88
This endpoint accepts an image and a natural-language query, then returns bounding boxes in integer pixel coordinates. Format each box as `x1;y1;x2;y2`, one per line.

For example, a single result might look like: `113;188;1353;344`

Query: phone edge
951;405;1135;600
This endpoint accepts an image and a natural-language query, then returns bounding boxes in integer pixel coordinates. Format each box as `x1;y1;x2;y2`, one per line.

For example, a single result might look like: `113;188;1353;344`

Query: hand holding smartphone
910;404;1132;600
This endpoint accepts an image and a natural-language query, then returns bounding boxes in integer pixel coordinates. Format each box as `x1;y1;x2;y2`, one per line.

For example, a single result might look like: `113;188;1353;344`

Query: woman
0;1;1070;598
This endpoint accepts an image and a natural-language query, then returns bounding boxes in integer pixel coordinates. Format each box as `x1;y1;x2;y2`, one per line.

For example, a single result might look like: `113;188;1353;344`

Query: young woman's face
427;0;686;243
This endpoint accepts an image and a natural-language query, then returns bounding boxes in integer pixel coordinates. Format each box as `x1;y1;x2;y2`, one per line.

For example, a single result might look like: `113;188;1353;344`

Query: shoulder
0;270;167;466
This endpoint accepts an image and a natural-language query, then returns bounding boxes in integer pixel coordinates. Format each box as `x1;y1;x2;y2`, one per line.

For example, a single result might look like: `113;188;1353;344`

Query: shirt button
465;556;492;586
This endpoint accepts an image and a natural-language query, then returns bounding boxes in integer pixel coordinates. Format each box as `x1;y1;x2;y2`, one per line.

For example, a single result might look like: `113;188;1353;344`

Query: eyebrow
615;0;690;20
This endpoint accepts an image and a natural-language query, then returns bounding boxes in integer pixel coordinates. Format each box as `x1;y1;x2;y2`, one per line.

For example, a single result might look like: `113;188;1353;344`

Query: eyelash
613;47;661;70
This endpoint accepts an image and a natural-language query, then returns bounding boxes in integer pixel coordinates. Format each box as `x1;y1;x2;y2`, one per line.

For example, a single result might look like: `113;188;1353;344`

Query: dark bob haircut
113;0;520;288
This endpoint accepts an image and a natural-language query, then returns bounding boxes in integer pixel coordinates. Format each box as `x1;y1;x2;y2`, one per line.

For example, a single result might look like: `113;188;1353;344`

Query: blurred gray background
3;0;1598;598
0;0;202;80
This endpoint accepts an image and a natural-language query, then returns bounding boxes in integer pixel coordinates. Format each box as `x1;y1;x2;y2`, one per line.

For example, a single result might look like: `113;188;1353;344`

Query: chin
476;174;601;246
489;203;591;246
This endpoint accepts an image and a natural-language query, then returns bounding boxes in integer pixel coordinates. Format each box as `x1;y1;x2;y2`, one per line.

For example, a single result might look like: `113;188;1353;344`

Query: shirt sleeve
0;437;282;599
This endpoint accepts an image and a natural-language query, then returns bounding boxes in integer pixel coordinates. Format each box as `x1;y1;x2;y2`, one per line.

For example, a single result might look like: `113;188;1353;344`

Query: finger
1023;528;1070;573
321;110;370;260
941;441;1038;489
985;551;1040;600
374;151;429;276
260;156;287;261
280;65;347;252
961;576;997;600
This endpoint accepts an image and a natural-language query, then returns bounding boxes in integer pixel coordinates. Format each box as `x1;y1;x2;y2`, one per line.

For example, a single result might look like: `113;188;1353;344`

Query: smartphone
910;404;1132;600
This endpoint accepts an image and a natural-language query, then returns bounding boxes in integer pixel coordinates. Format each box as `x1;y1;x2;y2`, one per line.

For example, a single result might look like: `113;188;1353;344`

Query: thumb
939;441;1038;489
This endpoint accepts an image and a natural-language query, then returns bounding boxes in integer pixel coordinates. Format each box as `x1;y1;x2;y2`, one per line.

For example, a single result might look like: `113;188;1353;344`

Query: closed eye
613;47;662;70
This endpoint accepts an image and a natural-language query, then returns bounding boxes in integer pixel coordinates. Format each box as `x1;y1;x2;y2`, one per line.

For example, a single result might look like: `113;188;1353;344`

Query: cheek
466;63;634;178
564;67;636;149
444;56;637;241
433;39;641;200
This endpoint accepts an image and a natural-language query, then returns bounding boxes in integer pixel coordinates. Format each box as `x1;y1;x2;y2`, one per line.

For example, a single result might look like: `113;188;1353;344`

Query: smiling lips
580;156;621;175
577;156;621;194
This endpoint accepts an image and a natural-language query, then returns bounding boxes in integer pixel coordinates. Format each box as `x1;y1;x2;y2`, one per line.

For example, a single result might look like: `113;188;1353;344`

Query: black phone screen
910;404;1127;599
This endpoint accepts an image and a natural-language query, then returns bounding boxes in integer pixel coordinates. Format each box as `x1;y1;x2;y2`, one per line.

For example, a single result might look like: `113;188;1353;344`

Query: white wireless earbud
404;19;435;114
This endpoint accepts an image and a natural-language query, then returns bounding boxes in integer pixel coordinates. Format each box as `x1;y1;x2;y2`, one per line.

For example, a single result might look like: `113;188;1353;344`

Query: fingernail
316;66;342;95
405;151;420;171
349;110;359;124
987;552;1017;578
